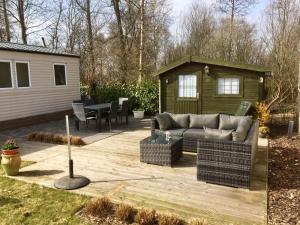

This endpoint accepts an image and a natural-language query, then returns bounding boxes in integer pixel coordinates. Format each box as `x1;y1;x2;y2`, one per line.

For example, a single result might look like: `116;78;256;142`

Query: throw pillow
232;117;252;142
204;127;233;140
155;113;172;131
165;112;189;128
219;114;252;130
189;114;219;129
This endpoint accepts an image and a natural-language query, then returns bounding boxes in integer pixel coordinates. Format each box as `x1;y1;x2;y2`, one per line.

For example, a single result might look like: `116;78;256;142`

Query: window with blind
178;75;197;98
218;78;240;95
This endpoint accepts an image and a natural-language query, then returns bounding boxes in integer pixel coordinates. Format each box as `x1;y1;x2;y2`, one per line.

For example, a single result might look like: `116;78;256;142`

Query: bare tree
216;0;256;61
263;0;300;109
48;0;63;49
0;0;11;41
138;0;144;84
75;0;96;80
111;0;129;83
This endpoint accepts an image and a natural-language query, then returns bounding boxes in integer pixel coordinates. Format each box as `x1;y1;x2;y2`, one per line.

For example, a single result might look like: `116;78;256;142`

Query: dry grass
28;132;86;146
81;198;208;225
115;203;137;224
188;218;208;225
134;208;158;225
157;213;186;225
84;197;114;218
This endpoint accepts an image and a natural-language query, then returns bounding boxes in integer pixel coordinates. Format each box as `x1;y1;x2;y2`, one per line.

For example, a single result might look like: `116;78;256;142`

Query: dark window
16;62;30;87
54;64;66;86
0;61;12;88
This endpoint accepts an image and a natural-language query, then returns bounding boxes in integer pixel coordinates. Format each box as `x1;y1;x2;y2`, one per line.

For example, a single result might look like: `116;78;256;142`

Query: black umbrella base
54;175;90;190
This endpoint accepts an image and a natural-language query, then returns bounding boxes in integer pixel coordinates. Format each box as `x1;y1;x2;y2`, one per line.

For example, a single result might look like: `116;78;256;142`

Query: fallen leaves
268;134;300;225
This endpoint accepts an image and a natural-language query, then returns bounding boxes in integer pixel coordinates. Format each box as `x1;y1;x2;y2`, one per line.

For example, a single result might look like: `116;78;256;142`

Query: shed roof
0;42;80;58
155;55;272;76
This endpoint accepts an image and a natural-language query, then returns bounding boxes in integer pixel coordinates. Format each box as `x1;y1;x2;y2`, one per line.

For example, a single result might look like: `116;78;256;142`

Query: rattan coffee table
140;135;183;167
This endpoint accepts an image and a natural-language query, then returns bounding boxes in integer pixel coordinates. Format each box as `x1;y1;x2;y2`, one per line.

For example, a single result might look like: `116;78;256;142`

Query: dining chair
119;97;128;105
118;100;129;124
72;103;98;131
103;101;119;131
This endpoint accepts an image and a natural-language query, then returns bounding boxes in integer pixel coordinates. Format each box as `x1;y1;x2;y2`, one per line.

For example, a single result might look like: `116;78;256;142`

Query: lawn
0;161;91;225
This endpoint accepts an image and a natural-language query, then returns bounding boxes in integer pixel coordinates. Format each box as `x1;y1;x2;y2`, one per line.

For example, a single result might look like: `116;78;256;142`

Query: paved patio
2;118;268;225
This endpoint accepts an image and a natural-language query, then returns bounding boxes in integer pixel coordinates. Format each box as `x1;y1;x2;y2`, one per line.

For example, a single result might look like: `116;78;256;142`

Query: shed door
175;73;201;114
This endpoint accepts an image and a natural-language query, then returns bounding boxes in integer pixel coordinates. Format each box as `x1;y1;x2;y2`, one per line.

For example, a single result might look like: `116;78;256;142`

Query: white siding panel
0;50;80;122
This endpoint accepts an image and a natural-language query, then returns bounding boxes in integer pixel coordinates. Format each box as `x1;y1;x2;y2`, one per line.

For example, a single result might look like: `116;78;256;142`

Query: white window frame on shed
0;60;14;90
15;61;31;88
53;63;67;86
178;75;197;98
217;78;240;95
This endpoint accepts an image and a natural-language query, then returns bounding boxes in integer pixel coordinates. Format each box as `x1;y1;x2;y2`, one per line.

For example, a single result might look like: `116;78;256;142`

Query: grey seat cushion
165;112;189;128
155;113;172;130
183;129;205;139
155;128;187;137
189;114;219;129
219;114;252;130
232;117;253;142
204;127;233;140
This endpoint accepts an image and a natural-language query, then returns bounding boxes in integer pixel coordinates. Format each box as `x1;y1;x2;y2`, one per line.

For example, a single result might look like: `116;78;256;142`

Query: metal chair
103;101;119;131
72;103;98;131
118;100;129;124
119;97;128;105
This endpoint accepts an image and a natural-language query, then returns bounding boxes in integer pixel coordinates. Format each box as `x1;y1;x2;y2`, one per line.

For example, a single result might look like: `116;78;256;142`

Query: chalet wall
0;50;80;123
160;63;263;114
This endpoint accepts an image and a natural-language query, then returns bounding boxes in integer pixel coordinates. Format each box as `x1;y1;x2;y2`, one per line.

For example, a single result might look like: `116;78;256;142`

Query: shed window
0;61;12;88
178;75;197;98
54;64;66;86
218;78;240;95
16;62;30;88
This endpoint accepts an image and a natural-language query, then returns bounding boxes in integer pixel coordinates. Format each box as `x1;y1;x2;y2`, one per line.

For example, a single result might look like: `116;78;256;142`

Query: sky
169;0;269;36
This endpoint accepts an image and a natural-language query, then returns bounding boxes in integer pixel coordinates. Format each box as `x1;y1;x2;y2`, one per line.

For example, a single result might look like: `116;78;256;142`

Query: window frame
15;60;31;89
0;60;14;90
215;75;243;98
53;63;67;86
178;74;198;99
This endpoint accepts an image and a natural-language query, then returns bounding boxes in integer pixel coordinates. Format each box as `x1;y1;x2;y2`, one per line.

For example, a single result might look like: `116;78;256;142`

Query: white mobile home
0;42;80;130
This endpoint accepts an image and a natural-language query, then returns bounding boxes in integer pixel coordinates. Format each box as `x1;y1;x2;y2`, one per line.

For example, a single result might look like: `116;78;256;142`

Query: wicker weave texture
196;131;258;189
140;137;183;167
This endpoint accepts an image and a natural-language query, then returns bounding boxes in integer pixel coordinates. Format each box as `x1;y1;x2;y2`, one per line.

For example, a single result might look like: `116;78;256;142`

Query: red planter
2;148;19;155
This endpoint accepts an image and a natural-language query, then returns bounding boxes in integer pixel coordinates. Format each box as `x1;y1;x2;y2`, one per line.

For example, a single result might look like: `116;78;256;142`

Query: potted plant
1;139;21;176
259;126;270;138
133;108;145;119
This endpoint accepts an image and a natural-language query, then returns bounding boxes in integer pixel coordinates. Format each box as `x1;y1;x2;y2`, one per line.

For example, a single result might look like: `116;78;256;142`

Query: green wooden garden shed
156;55;272;114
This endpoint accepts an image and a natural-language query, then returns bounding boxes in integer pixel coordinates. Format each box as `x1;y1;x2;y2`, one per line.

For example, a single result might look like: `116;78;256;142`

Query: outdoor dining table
84;103;111;130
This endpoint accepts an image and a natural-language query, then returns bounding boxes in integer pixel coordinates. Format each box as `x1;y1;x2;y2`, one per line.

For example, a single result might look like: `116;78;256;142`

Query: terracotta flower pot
1;150;21;176
2;148;19;155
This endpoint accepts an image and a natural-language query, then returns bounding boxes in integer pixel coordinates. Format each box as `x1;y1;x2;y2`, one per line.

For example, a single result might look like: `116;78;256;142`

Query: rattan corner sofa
151;113;259;189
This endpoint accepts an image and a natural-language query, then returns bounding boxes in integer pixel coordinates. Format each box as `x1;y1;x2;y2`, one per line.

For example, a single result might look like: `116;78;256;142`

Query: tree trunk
138;0;144;84
86;0;95;79
3;0;11;42
112;0;127;83
228;0;235;61
18;0;27;44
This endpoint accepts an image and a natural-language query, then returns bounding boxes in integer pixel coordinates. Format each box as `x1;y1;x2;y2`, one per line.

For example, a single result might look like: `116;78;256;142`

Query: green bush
81;80;159;116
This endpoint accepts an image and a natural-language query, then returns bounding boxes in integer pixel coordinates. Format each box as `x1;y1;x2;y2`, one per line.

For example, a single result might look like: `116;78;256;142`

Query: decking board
11;119;267;225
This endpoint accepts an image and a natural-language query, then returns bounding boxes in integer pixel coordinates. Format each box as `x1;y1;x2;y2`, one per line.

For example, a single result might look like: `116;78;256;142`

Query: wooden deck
12;119;267;225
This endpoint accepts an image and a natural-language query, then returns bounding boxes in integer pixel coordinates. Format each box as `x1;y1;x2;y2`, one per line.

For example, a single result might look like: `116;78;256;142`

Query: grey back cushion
204;127;233;140
232;117;253;142
165;112;189;128
219;114;252;130
189;114;219;129
155;113;172;131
